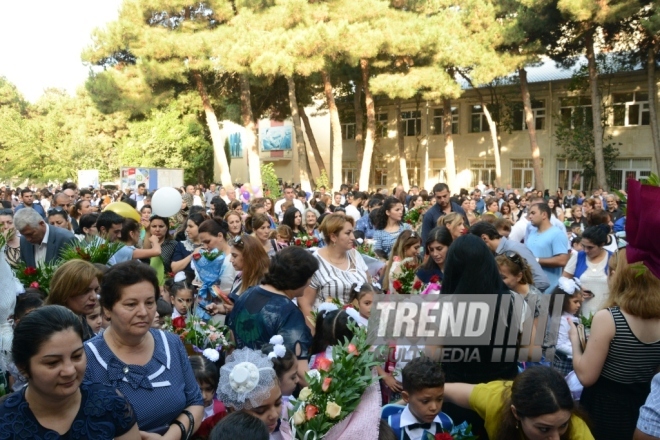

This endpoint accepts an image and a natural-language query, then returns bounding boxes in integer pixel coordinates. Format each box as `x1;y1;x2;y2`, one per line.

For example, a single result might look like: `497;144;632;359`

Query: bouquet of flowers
13;261;59;293
59;239;124;265
423;422;478;440
404;203;430;231
355;238;375;258
288;321;381;439
293;233;320;249
192;249;225;298
390;257;422;294
162;312;233;355
420;275;442;295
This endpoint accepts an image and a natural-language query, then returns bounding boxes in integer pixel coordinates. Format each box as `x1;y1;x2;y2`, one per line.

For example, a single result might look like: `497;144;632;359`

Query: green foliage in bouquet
59;240;124;265
14;261;59;294
355;238;375;258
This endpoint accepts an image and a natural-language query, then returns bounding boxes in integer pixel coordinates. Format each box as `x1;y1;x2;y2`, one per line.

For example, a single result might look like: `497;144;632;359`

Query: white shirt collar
41;224;50;246
399;404;445;428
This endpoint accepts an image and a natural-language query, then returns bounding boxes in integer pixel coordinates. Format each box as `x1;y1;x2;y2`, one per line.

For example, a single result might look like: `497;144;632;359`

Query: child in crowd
261;335;300;407
309;306;354;369
388;357;454;440
86;303;103;335
7;290;44;392
347;281;379;327
209;411;269;440
275;224;293;247
383;230;422;293
153;297;173;329
190;355;227;439
552;277;584;376
170;281;195;324
571;235;583;254
217;348;287;440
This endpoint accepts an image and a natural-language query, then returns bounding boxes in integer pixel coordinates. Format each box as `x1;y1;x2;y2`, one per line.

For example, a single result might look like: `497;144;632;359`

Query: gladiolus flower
317;357;333;372
322;377;332;392
305;404;319;420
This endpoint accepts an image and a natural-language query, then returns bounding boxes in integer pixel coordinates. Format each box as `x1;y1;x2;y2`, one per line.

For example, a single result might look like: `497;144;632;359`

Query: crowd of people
0;175;658;440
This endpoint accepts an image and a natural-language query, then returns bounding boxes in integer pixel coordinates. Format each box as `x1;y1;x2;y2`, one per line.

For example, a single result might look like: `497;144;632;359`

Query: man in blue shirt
355;198;383;239
421;183;466;245
470;189;485;214
525;202;570;293
14;188;46;219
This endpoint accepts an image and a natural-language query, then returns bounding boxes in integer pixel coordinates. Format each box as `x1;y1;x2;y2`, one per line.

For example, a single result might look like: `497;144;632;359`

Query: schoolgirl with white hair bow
552;277;585;376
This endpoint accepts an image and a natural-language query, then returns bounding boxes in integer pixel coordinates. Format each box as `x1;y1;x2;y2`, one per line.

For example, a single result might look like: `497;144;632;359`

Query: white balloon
151;187;182;217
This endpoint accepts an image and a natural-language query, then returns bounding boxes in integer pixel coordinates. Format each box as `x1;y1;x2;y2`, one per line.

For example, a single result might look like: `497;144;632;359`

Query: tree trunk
239;74;262;189
443;97;456;193
648;42;660;174
396;99;410;190
287;76;312;192
586;32;608;190
322;70;343;192
359;59;376;192
192;71;233;188
299;104;326;176
354;80;364;185
519;67;544;192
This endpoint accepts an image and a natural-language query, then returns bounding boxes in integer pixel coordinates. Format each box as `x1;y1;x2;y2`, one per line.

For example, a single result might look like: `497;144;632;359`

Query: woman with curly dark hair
372;196;411;259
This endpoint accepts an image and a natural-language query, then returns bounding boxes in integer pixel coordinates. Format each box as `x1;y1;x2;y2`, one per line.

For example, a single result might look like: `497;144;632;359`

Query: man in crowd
345;191;365;223
605;194;624;222
62;182;78;204
525;202;570;292
469;222;550;292
15;208;76;267
470;189;485;214
51;192;72;211
204;183;218;206
14;188;46;219
523;181;534;194
96;211;125;242
130;183;147;209
356;197;383;239
186;185;196;197
79;189;93;203
421;183;466;244
274;186;305;221
339;184;350;205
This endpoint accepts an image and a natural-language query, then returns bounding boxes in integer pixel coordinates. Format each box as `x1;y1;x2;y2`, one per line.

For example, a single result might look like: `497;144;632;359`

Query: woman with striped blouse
300;213;369;328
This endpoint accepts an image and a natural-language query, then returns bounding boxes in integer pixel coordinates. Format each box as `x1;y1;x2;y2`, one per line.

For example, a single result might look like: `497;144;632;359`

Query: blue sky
0;0;123;102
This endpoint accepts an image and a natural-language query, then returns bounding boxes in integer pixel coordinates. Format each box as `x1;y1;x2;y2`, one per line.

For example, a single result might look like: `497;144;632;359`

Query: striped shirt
309;249;369;306
373;223;411;257
601;307;660;384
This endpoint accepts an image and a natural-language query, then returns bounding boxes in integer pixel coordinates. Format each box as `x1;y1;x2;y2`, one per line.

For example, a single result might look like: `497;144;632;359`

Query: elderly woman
0;208;20;268
84;261;204;437
301;213;369;322
1;306;140;439
302;208;324;246
47;260;102;341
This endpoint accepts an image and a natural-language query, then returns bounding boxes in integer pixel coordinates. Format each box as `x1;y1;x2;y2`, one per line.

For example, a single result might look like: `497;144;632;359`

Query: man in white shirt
274;186;305;221
344;191;365;222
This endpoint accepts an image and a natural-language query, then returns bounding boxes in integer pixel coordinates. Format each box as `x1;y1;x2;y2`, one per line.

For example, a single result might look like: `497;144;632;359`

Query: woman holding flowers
303;208;324;247
301;213;370;323
382;230;422;294
171;212;207;283
282;207;303;237
227;234;270;301
373;197;411;259
142;215;178;290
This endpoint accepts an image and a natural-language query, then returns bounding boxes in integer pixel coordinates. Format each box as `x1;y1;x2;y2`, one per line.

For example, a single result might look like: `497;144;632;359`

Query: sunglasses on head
232;235;244;246
503;251;525;270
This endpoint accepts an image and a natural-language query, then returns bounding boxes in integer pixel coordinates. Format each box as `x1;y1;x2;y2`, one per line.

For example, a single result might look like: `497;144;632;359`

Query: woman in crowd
414;226;453;284
382;230;422;293
197;219;237;298
252;213;282;258
84;261;204;436
548;196;565;222
171;212;207;282
407;194;424;212
572;202;586;233
69;199;92;232
108;219;162;266
281;207;303;237
373;196;411;259
39;188;52;211
46;260;101;341
224;210;243;240
302;208;323;245
438;212;466;241
569;250;660;440
48;207;73;232
561;225;611;317
499;202;513;221
193;188;205;208
586;209;618;253
302;213;369;320
443;366;593;439
75;213;100;244
0;208;20;268
263;197;276;225
209;196;228;221
0;305;140;439
508;198;521;223
227;247;317;364
143;215;178;288
483;197;502;218
227;234;270;301
139;205;152;243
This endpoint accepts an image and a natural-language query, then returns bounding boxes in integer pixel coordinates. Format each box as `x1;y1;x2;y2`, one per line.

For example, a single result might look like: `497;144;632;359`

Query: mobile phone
576;324;587;351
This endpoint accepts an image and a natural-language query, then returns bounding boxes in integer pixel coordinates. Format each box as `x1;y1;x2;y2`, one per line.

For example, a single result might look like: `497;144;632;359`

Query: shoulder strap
438;412;454;431
573;251;588;279
387;413;405;440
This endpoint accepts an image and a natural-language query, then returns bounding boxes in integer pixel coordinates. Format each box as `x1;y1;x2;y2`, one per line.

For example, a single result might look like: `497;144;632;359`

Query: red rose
392;279;403;292
305;404;319;420
313;237;319;243
305;240;313;247
172;316;186;329
322;377;332;392
23;267;37;276
295;238;302;246
192;253;201;261
435;433;453;440
29;282;40;288
430;275;440;284
317;357;333;372
413;280;423;290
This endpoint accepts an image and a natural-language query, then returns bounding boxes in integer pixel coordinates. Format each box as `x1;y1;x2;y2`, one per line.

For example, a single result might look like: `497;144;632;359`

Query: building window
470;104;499;133
401;111;422;136
469;159;496;187
374;159;388;187
341;122;356;140
376;112;389;138
431;160;447;184
432;107;459;135
557;159;585;191
510;100;546;131
406;159;421;187
342;161;357;185
609;158;652;190
511;159;543;189
560;97;593;129
612;92;650;126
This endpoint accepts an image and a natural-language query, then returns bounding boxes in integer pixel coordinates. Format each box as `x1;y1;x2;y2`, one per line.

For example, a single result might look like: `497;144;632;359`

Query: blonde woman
438;212;466;241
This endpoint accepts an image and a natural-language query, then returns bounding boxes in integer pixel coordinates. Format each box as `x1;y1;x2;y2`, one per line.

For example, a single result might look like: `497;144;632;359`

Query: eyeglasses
503;251;525;270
